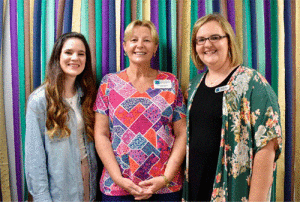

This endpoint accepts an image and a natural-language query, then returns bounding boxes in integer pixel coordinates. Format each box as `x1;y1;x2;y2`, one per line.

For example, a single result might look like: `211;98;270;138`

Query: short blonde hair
124;20;159;44
191;13;243;70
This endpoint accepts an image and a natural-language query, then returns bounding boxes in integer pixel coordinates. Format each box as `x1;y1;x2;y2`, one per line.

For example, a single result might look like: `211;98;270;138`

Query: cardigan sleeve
249;71;282;161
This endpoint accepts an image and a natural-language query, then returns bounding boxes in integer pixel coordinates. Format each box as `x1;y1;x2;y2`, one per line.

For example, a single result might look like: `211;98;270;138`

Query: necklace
65;93;77;106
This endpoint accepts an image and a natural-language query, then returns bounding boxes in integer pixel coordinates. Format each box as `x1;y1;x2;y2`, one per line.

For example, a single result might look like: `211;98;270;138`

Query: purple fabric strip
102;0;109;76
264;0;272;84
120;0;125;70
227;0;236;33
198;0;206;18
9;0;22;201
150;0;159;70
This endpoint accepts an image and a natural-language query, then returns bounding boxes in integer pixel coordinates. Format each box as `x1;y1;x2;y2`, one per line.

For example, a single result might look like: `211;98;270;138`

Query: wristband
162;175;170;187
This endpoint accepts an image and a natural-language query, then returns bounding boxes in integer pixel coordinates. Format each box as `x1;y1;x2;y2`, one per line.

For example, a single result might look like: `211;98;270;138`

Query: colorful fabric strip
95;0;102;84
108;0;116;73
10;0;22;201
283;0;293;201
63;0;73;34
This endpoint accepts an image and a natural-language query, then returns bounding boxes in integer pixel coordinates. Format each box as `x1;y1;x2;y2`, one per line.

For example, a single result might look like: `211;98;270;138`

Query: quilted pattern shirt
94;69;186;196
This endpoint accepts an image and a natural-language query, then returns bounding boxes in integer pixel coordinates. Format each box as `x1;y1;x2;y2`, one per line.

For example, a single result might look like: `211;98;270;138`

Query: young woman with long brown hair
25;32;98;202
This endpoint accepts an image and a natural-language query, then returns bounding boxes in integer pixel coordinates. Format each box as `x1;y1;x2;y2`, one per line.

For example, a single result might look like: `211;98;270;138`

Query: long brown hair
45;32;96;141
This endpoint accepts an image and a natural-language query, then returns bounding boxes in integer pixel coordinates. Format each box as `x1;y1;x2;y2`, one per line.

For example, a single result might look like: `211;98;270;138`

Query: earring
124;52;127;56
153;52;156;57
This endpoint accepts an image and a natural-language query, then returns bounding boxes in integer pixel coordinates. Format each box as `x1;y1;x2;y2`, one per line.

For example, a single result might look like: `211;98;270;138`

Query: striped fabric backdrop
0;0;299;201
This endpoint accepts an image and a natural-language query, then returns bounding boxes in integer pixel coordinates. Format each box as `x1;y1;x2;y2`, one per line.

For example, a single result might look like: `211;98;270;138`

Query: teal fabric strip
95;0;102;85
270;0;278;95
242;0;252;68
158;0;167;71
136;0;142;20
41;0;46;82
124;0;131;68
190;0;198;80
17;0;27;200
81;0;89;42
255;0;265;76
205;0;213;14
171;0;177;76
46;0;55;62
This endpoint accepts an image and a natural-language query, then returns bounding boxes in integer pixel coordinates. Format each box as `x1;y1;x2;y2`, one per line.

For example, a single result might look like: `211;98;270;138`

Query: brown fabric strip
131;0;136;20
56;0;65;38
177;0;183;81
88;0;96;78
24;0;31;100
221;0;228;19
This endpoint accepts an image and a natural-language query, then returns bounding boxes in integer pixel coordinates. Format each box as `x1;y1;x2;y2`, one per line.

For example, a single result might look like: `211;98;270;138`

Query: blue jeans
102;190;182;202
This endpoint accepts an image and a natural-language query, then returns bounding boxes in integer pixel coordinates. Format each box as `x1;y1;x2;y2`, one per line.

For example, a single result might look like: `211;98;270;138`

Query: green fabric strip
95;0;102;85
159;0;167;72
41;0;46;82
124;0;131;68
190;0;198;80
81;0;89;42
255;0;265;76
205;0;213;14
270;0;278;95
17;0;26;200
171;0;177;76
242;0;252;68
46;0;55;64
136;0;142;20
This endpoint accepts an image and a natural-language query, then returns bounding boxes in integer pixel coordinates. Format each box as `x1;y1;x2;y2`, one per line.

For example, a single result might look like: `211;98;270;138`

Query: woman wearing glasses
182;14;282;201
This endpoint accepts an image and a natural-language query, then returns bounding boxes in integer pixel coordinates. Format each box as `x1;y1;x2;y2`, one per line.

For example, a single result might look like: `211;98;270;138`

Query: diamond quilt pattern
94;69;186;196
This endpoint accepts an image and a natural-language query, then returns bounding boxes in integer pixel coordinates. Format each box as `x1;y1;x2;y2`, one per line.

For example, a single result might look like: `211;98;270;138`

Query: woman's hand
138;176;166;198
116;177;144;196
115;177;152;200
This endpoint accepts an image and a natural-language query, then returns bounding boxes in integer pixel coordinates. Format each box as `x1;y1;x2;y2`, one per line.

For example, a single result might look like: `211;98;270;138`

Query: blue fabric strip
33;0;42;89
284;0;293;201
63;0;73;33
212;0;220;13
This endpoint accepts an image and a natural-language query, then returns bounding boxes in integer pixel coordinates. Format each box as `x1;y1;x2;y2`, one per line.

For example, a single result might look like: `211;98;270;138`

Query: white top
65;93;87;160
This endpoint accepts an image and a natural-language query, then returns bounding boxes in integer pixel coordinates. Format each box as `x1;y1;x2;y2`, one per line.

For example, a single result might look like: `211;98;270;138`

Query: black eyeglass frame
195;35;228;45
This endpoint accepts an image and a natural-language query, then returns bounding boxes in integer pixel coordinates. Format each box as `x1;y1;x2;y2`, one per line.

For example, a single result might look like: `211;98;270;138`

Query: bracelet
162;175;170;187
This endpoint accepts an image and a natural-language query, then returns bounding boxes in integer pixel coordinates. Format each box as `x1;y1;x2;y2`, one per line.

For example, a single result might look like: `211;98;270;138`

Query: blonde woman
183;14;282;202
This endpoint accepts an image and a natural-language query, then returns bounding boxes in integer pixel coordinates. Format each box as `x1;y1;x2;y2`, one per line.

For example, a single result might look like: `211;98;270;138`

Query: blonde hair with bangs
191;13;243;70
124;20;159;45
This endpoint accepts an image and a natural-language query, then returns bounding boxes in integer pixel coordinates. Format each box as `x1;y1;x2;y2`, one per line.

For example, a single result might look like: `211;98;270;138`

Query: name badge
154;80;172;89
215;85;229;93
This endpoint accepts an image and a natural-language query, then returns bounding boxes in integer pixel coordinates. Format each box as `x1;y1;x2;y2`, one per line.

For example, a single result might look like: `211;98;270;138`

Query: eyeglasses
195;35;228;45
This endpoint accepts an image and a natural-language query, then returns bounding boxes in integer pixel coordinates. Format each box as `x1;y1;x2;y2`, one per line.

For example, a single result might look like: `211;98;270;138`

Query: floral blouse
182;66;282;202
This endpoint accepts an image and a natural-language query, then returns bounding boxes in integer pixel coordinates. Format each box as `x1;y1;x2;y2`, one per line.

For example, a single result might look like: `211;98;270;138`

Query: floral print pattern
182;66;282;201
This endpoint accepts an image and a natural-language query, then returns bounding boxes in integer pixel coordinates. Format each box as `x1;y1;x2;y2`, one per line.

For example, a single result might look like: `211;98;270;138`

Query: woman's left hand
138;176;166;196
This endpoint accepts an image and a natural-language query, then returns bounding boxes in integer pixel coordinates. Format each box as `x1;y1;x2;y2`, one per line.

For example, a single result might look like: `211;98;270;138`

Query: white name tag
215;85;229;93
154;80;172;89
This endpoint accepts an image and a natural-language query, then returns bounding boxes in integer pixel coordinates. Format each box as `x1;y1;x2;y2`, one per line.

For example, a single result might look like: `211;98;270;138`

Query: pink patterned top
93;69;186;196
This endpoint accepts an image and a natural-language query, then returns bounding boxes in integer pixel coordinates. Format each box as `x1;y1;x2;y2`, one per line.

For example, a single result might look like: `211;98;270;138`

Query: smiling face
60;38;86;80
123;26;158;66
196;20;230;71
